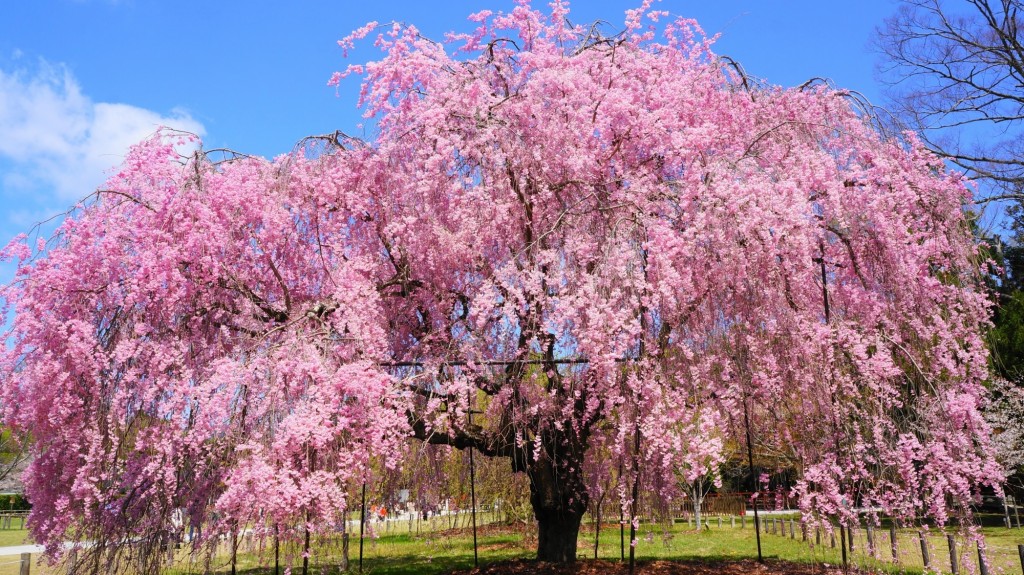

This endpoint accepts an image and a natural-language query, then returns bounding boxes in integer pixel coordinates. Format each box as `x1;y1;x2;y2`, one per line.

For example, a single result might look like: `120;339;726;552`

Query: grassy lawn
0;515;1020;575
0;528;28;548
178;516;1024;575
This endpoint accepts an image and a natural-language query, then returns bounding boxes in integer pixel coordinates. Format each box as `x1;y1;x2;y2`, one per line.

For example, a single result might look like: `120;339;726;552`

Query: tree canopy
0;2;1004;571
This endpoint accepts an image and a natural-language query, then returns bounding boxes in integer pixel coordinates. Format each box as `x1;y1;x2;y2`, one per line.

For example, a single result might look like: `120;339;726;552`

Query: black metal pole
302;512;311;575
468;389;479;567
840;525;848;568
629;411;642;574
359;483;366;574
743;396;763;563
619;462;625;561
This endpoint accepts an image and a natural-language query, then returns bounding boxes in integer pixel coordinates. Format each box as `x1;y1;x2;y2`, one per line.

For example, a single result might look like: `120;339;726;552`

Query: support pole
19;552;29;575
840;525;848;568
619;462;625;561
919;531;930;571
467;389;478;567
947;534;958;575
890;524;899;562
359;483;366;574
628;419;641;575
743;396;762;563
302;512;310;575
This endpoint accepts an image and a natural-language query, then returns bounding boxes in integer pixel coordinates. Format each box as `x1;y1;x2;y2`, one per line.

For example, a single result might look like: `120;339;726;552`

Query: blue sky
0;0;899;270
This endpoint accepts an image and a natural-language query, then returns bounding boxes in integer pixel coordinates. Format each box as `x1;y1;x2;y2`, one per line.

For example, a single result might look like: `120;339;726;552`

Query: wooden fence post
1016;544;1023;575
947;534;958;575
19;552;29;575
341;532;349;572
919;531;931;571
890;524;899;562
731;516;735;529
867;525;875;558
66;548;77;575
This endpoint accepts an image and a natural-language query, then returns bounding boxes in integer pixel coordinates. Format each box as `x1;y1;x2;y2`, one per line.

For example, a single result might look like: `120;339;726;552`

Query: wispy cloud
0;58;204;205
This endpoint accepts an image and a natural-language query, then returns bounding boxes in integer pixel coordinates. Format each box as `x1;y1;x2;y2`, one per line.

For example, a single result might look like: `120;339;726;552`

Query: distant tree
878;0;1024;204
878;0;1024;504
0;427;27;490
985;377;1024;496
0;2;1004;570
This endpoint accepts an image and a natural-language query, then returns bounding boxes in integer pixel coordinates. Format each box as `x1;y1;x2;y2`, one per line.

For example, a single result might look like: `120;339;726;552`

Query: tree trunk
693;490;703;529
536;508;583;563
527;443;588;563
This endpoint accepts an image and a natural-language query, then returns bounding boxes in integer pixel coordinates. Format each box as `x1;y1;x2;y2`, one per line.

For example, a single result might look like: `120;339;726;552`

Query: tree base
536;512;582;563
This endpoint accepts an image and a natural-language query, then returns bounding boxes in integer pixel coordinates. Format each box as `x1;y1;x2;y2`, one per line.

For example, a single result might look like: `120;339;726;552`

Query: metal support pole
628;419;641;575
743;397;762;563
619;463;625;561
467;389;478;567
840;525;848;568
359;483;366;574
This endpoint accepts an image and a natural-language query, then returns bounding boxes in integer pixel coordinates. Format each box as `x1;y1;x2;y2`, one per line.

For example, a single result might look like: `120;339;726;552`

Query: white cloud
0;59;204;202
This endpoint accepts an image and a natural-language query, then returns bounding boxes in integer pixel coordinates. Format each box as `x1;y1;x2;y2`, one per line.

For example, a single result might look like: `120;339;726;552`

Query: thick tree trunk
536;508;583;563
528;445;588;563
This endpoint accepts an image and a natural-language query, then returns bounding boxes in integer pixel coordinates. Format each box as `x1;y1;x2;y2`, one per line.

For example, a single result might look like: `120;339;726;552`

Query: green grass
0;514;1021;575
170;515;1024;575
0;526;29;547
